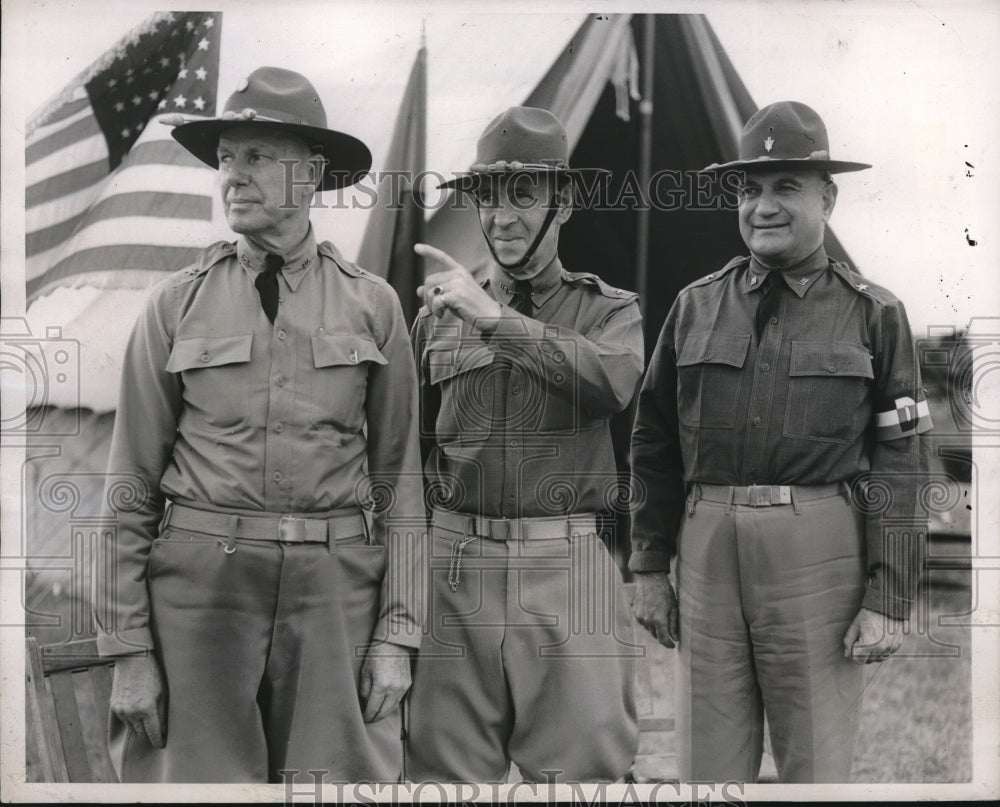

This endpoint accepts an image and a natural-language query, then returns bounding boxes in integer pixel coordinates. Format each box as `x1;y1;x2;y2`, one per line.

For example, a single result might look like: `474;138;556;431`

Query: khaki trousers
407;518;639;783
113;526;400;783
675;489;867;783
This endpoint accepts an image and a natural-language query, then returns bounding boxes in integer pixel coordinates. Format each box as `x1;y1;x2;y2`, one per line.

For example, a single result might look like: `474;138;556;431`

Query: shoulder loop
563;270;638;301
829;260;892;304
319;240;368;279
686;256;747;289
182;240;236;277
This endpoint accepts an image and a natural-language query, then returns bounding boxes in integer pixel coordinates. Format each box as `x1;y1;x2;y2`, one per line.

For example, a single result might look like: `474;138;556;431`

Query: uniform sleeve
476;296;644;416
94;280;182;656
628;305;687;572
409;309;440;475
862;297;933;619
365;286;428;649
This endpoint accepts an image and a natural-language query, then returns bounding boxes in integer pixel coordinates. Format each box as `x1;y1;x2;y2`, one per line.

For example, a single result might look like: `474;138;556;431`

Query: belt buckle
488;518;511;541
747;485;771;507
278;516;308;543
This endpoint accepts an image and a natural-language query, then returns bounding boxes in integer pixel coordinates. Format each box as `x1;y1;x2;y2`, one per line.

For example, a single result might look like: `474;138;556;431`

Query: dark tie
754;271;782;339
509;280;534;316
255;253;283;323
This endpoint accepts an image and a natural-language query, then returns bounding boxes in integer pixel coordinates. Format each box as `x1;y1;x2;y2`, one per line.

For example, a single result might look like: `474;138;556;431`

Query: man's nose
491;202;519;226
755;187;780;215
221;160;250;186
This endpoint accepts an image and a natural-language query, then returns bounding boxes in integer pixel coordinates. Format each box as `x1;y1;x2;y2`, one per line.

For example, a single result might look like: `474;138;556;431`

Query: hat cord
477;193;561;271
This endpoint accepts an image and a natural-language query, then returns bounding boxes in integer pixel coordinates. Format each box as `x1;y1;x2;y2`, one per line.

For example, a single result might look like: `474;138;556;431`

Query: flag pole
634;14;655;325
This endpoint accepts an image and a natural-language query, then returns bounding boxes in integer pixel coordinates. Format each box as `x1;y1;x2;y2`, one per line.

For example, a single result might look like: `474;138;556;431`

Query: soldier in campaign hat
630;101;932;782
95;66;426;783
407;106;642;782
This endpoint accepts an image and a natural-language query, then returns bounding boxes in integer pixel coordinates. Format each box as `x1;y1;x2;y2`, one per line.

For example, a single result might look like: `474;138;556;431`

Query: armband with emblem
875;392;933;441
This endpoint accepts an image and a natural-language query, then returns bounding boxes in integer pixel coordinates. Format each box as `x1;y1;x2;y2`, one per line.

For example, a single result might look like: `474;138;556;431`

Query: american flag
25;11;223;302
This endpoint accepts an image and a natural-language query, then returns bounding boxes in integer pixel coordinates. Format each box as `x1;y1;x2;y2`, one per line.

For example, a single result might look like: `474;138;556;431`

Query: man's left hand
843;606;907;664
415;243;502;325
359;640;414;722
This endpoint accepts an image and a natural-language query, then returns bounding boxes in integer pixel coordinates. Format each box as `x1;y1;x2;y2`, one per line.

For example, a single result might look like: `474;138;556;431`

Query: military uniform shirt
97;228;426;654
629;246;931;618
411;257;644;519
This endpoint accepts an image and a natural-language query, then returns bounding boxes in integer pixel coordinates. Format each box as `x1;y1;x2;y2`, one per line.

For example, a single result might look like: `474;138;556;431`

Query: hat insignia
764;136;775;153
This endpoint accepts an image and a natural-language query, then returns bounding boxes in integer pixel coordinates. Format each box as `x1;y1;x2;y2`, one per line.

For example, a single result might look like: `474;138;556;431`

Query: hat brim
700;156;871;174
171;119;372;191
438;166;610;192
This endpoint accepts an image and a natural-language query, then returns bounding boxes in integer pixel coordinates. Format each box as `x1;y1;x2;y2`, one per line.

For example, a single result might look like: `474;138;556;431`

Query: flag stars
198;38;210;51
185;20;195;31
203;17;215;28
195;67;207;81
132;95;143;106
148;90;160;101
158;98;168;110
178;68;189;79
160;56;171;68
173;94;188;108
121;127;131;139
192;96;206;110
107;78;118;89
114;101;126;112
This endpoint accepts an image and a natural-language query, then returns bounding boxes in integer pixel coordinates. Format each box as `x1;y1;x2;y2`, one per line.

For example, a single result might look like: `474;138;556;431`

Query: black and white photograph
1;0;997;802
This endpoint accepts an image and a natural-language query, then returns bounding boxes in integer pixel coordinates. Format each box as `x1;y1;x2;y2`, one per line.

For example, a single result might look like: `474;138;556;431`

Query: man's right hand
110;652;166;748
631;571;680;649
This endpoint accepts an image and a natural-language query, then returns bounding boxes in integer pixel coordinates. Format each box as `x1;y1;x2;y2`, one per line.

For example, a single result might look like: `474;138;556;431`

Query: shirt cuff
96;626;155;657
628;550;673;573
371;617;424;650
861;586;913;621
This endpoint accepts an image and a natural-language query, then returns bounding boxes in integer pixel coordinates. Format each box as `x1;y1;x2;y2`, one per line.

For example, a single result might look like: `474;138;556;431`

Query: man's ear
308;153;328;191
554;180;574;224
821;179;838;222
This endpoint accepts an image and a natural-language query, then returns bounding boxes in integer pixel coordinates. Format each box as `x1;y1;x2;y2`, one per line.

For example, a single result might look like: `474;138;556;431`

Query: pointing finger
415;243;466;274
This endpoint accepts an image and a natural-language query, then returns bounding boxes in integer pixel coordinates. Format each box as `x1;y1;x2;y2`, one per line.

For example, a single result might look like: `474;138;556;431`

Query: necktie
255;253;283;323
509;280;534;316
754;271;782;339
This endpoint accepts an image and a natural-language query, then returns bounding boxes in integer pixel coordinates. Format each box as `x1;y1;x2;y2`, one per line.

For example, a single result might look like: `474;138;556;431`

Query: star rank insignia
750;276;758;285
764;136;775;152
856;283;869;291
798;277;809;285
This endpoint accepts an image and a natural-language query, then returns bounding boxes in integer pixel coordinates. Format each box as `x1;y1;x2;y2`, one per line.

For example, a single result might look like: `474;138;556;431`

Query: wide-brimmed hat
439;106;608;192
702;101;870;174
169;66;371;191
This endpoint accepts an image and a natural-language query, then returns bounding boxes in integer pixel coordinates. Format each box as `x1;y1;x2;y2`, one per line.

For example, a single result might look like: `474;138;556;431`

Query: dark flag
356;39;427;325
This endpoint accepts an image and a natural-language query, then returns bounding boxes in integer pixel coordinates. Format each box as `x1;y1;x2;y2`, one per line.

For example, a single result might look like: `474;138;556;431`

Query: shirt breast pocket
310;333;387;431
427;344;497;440
676;331;750;429
783;341;874;444
166;334;253;430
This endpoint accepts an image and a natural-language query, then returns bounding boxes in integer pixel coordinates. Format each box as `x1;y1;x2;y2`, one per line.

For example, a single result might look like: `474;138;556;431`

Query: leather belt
431;508;598;541
165;502;365;543
694;482;845;507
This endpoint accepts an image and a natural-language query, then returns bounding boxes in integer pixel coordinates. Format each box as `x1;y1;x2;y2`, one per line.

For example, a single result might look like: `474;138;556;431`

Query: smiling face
217;126;324;246
737;168;838;268
474;172;572;279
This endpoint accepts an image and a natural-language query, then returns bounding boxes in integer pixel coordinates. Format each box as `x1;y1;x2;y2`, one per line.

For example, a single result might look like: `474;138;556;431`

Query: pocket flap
166;334;253;372
311;334;387;368
677;331;750;368
427;344;496;385
789;341;874;378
